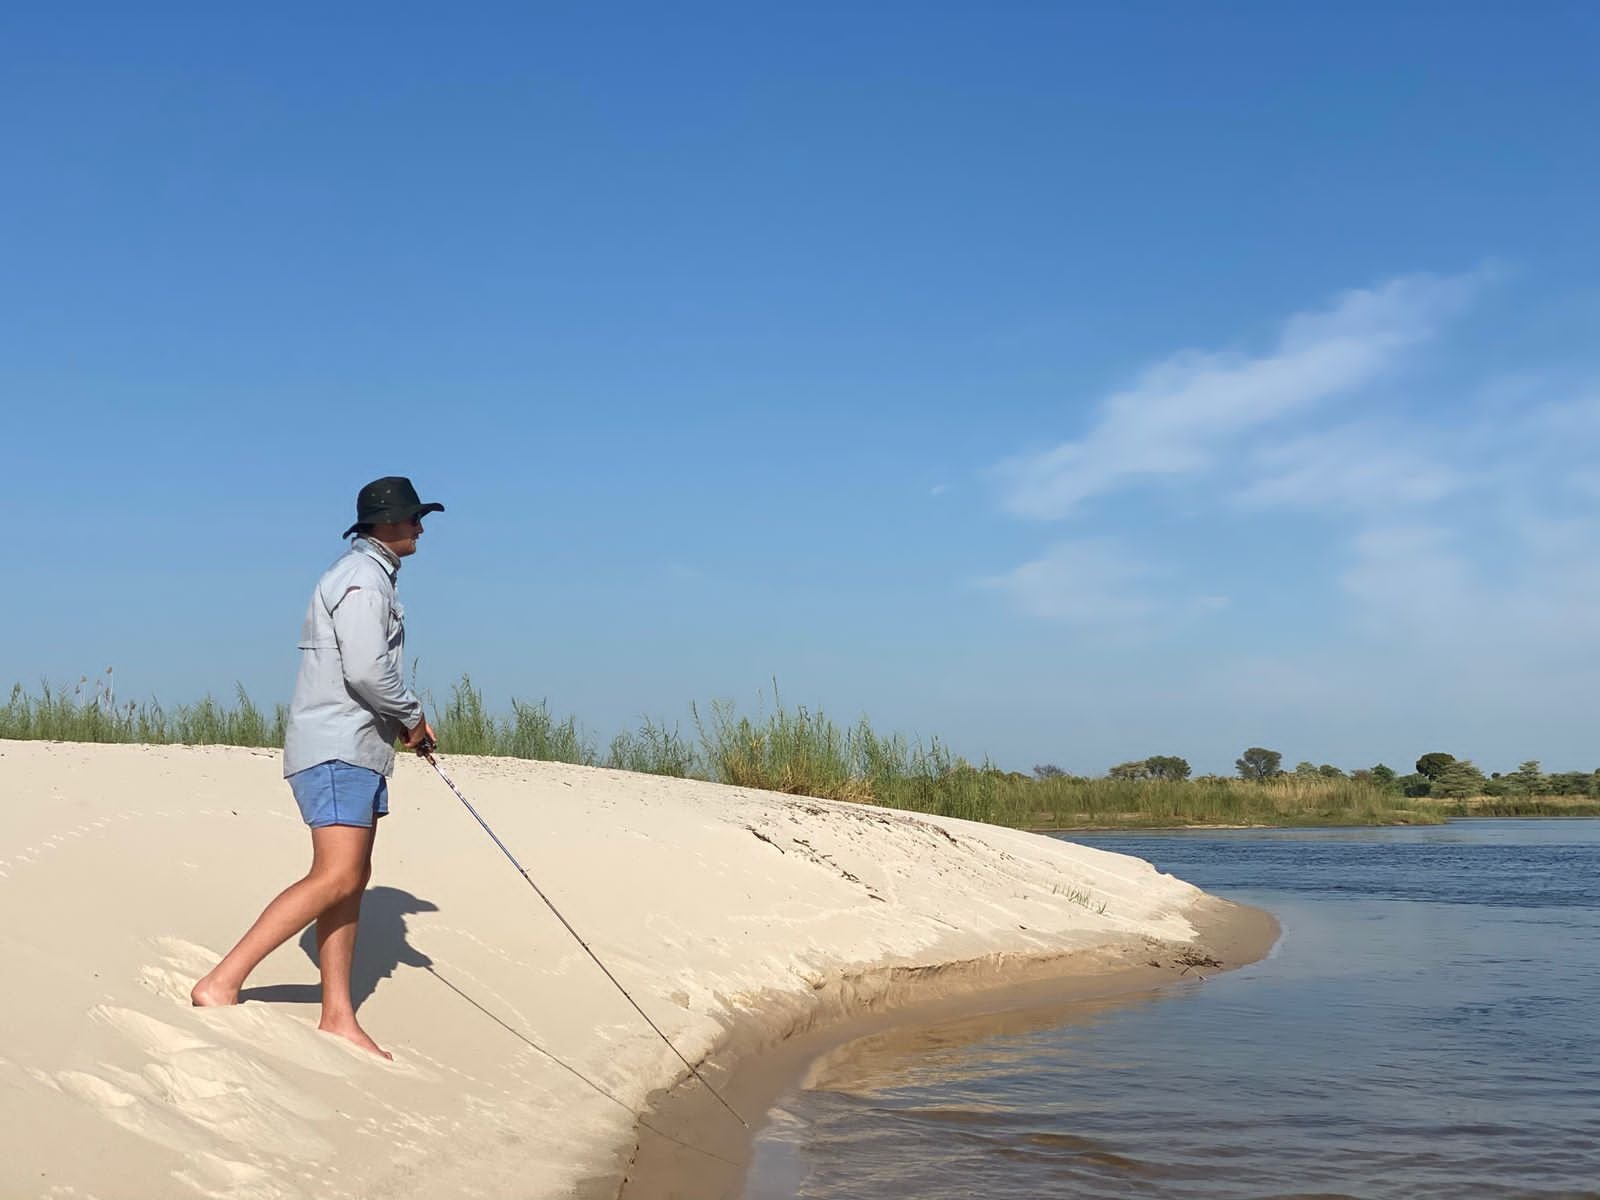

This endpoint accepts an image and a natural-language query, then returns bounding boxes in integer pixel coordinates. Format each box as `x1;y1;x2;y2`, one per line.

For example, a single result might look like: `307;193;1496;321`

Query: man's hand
405;715;437;756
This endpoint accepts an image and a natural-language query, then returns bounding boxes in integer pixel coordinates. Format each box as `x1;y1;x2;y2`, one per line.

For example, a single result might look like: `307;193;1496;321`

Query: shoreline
617;893;1279;1200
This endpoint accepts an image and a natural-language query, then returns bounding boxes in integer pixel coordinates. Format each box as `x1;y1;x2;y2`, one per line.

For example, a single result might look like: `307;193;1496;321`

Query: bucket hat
342;476;445;537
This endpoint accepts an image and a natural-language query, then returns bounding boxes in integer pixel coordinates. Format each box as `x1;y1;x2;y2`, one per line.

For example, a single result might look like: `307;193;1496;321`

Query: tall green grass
1014;773;1433;828
0;674;1436;828
1431;797;1600;818
687;694;1431;826
1;679;285;748
432;675;695;774
684;690;1026;821
605;718;697;777
434;675;593;763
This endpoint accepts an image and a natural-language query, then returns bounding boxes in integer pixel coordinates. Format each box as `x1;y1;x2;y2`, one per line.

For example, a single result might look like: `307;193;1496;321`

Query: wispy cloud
1567;469;1600;499
981;270;1600;697
977;539;1155;625
1236;424;1461;513
977;539;1230;631
968;271;1600;768
1338;514;1600;659
1528;386;1600;439
995;271;1485;519
1337;525;1474;638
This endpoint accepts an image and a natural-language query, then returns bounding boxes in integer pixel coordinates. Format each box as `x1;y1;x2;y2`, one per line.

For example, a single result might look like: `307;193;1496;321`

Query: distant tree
1397;772;1434;798
1370;764;1398;787
986;767;1032;784
1144;755;1191;781
1433;759;1488;799
1236;747;1283;782
1508;760;1545;795
1351;768;1373;784
1294;761;1319;778
1318;764;1345;779
1033;764;1066;780
1108;759;1151;781
1416;752;1457;781
1548;771;1590;796
943;757;981;781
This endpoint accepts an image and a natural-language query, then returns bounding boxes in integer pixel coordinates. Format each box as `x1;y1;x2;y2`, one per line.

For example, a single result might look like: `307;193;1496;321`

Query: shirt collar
354;536;402;579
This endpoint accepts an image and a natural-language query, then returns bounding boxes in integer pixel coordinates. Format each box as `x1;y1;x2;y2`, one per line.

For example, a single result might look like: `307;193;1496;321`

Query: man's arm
329;586;424;731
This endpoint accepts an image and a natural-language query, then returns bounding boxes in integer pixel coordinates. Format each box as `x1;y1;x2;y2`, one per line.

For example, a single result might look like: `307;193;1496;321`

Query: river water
744;819;1600;1199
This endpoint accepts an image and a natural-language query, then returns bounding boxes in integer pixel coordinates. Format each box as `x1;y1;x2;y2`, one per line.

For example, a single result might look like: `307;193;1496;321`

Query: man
191;477;443;1059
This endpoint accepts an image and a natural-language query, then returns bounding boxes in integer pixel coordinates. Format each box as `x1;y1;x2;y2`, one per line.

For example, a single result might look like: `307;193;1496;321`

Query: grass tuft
605;717;697;777
436;675;596;764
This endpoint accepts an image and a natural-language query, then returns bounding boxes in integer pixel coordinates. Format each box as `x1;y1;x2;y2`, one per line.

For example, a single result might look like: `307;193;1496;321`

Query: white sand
0;740;1219;1200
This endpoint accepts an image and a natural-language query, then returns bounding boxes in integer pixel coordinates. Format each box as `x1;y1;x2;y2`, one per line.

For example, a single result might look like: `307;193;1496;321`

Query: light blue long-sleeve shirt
282;537;423;778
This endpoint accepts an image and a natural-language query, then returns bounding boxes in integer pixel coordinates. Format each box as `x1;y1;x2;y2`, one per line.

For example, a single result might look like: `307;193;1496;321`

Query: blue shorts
287;760;389;828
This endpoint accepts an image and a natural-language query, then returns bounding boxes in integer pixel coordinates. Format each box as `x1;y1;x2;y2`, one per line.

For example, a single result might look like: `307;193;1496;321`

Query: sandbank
0;740;1274;1200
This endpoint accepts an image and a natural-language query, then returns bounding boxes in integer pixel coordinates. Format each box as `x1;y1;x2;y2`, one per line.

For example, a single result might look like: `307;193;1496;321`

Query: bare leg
313;828;390;1058
192;825;376;1019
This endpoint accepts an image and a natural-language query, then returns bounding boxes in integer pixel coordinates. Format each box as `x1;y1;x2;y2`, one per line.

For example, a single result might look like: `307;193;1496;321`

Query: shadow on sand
234;883;736;1165
237;885;438;1009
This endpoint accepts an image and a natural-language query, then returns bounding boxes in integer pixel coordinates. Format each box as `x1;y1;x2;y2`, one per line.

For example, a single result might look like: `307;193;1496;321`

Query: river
745;819;1600;1198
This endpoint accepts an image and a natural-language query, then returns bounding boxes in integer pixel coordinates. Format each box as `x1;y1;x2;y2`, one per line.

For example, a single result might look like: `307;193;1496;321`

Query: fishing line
420;745;749;1130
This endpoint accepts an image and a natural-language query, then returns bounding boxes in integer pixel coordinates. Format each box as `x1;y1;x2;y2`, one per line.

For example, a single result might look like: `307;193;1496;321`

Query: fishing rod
417;739;749;1129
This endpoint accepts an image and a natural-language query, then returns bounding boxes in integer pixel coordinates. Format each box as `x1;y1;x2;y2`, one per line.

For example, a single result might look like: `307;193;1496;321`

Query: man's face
370;515;424;557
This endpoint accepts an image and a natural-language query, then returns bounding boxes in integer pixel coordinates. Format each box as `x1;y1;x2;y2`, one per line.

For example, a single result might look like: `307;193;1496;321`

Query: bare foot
318;1015;393;1060
190;973;239;1007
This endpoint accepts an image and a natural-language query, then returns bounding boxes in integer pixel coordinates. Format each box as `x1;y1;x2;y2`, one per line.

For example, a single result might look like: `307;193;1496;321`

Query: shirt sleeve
329;586;424;729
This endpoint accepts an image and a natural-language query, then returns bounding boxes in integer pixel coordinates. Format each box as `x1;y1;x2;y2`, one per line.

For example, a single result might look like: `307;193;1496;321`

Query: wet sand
619;895;1279;1200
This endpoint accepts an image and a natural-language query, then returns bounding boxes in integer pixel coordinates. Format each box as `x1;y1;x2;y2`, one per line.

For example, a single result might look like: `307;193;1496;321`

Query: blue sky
5;3;1598;775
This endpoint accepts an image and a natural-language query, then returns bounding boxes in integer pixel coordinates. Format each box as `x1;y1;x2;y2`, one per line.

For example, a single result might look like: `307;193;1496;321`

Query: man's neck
359;536;402;572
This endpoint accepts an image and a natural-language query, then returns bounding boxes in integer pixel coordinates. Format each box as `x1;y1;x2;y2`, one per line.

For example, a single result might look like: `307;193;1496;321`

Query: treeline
1040;748;1600;801
1364;753;1600;801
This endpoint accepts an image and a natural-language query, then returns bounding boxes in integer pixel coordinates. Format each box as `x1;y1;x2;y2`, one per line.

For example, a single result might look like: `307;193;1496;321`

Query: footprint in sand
141;935;430;1078
35;1006;335;1200
85;1006;335;1144
172;1152;293;1200
139;936;219;1005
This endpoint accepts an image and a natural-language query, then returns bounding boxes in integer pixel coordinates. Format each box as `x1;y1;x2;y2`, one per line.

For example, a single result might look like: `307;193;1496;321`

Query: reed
1013;773;1433;829
433;676;597;764
605;718;697;777
0;679;284;748
1428;797;1600;818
